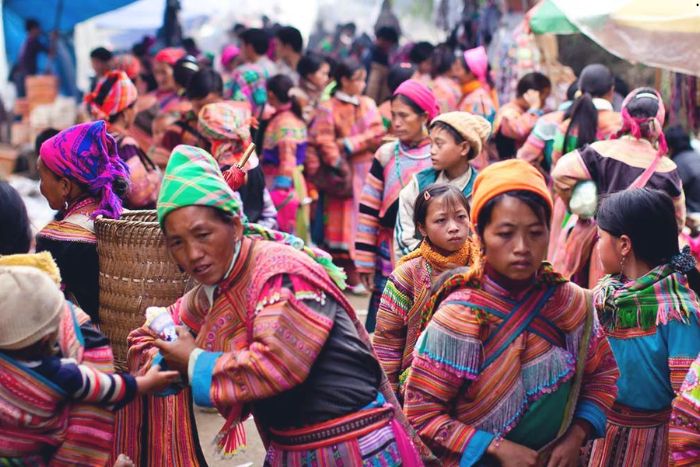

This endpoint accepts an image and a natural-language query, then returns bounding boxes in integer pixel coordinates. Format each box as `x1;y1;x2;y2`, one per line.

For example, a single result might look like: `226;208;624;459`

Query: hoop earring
63;200;69;211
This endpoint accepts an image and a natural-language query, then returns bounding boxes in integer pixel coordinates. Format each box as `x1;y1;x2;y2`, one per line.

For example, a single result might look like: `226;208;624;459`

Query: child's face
418;196;470;255
429;127;469;173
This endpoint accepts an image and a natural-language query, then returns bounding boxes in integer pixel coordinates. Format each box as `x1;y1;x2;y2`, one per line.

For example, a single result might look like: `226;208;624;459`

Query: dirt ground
194;292;370;466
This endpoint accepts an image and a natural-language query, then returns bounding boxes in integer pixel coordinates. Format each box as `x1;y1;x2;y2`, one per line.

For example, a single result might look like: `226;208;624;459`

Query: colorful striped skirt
263;406;422;466
588;403;671;467
670;394;700;466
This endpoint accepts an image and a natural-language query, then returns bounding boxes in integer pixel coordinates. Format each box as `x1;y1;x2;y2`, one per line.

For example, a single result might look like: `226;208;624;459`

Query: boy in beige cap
394;111;491;259
0;265;178;464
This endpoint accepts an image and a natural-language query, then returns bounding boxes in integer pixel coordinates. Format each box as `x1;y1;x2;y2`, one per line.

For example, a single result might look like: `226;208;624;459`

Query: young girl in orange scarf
374;184;476;400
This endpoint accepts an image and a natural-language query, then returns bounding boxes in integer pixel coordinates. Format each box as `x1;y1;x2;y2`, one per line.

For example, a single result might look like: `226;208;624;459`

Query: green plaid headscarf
156;145;244;225
156;145;347;288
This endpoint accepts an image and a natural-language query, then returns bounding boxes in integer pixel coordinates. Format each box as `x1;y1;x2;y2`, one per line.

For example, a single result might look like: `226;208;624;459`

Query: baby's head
0;266;65;358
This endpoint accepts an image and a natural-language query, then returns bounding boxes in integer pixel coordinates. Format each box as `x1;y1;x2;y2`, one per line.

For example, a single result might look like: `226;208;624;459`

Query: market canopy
529;0;700;76
3;0;138;65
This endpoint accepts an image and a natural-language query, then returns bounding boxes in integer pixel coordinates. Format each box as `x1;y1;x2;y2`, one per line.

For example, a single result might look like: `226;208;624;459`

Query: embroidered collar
335;91;360;106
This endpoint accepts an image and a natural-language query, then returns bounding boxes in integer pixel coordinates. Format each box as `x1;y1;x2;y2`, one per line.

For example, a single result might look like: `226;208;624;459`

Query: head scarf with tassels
40;121;129;219
157;145;346;288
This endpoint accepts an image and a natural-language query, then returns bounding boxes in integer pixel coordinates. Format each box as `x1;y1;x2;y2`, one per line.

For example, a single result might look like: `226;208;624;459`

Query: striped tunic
404;270;619;466
261;108;308;189
589;272;700;466
431;76;462;114
551;136;686;287
373;256;450;396
670;354;700;466
306;94;385;258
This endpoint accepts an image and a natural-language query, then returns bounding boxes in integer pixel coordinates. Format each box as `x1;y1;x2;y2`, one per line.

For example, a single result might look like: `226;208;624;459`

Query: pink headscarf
464;46;490;89
220;45;240;68
154;47;186;66
393;79;439;121
40;121;130;219
614;88;668;157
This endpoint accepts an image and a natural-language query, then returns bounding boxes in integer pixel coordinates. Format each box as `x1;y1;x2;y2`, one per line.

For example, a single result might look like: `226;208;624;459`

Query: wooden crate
25;75;58;113
0;145;18;176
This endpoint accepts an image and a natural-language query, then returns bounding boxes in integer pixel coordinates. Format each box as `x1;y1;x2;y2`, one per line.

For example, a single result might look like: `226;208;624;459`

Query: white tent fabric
552;0;700;76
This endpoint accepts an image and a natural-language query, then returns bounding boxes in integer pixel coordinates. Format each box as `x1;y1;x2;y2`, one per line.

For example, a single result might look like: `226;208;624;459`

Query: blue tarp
3;0;138;95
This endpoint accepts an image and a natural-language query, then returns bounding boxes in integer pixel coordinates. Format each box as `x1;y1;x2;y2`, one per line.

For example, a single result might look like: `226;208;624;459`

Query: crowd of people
2;16;700;467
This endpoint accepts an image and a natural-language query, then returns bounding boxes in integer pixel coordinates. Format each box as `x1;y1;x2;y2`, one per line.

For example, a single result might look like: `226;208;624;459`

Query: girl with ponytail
589;188;700;466
551;64;620;165
262;73;310;237
551;87;686;288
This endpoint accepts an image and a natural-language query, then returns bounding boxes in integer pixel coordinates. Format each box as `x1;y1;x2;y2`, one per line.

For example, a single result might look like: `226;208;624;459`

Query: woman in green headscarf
116;144;429;465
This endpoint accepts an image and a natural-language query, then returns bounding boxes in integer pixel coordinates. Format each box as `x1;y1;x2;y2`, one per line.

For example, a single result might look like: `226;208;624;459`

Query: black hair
233;23;246;35
35;128;59;155
332;58;363;94
276;26;303;53
185;68;223;100
240;28;270;56
665;125;693;157
112;176;130;200
182;37;199;55
516;72;551;98
90;47;113;62
267;74;303;119
173;55;200;89
375;26;399;44
429;120;466;144
297;52;328;79
476;190;552;238
387;63;415;94
25;19;40;32
624;87;661;121
409;41;435;65
414;183;470;228
0;181;31;255
597;188;700;294
562;64;614;152
566;80;579;102
431;44;455;78
614;76;630;98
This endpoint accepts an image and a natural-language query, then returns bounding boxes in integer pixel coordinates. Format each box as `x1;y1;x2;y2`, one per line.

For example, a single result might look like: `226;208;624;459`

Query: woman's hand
153;327;197;375
487;439;538;467
135;364;181;394
524;89;542;110
546;421;589;467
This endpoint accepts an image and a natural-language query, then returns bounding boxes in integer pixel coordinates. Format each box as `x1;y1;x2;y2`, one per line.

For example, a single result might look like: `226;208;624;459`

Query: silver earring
619;255;627;277
63;200;69;211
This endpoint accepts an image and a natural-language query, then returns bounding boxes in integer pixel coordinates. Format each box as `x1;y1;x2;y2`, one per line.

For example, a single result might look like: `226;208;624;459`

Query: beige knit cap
0;265;65;350
431;111;492;157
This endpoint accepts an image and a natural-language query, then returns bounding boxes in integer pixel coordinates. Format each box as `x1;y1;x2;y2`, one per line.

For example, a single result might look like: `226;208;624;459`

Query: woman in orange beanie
403;159;619;466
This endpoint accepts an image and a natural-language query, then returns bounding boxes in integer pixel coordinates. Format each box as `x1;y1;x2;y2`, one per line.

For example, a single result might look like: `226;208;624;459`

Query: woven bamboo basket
96;210;193;370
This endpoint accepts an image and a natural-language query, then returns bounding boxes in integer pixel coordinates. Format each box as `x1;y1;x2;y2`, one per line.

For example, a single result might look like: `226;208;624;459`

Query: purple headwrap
40;121;130;219
393;79;439;121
